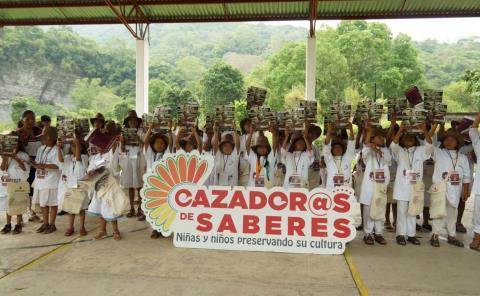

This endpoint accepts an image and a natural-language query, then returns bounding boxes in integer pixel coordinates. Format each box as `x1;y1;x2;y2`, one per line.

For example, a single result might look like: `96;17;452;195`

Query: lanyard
374;153;382;169
445;149;458;170
39;146;52;164
333;156;343;174
223;155;229;172
403;147;416;170
154;152;163;162
294;151;304;174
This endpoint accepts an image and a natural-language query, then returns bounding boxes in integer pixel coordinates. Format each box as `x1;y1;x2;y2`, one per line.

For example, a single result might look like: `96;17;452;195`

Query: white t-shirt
60;154;88;189
390;142;432;201
247;149;276;187
0;152;31;198
145;146;165;172
359;146;392;206
432;147;471;207
214;149;239;186
34;145;60;190
281;148;314;188
323;140;355;191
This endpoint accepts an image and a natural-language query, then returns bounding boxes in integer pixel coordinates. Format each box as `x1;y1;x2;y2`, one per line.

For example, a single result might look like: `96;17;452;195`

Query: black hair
41;115;51;122
240;118;252;135
150;133;169;153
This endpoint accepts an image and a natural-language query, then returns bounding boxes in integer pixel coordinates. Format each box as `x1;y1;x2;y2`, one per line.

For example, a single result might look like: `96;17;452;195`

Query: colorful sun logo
141;151;214;236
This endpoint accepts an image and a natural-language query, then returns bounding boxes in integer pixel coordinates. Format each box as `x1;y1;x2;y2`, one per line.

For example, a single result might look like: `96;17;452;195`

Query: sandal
396;235;407;246
64;228;75;237
150;230;160;239
36;224;49;233
113;231;121;241
407;236;421;245
12;224;22;235
374;234;387;245
363;234;374;245
79;228;88;236
126;209;135;218
422;224;432;232
28;213;41;222
93;231;108;240
0;224;12;234
447;236;464;248
430;234;440;247
456;223;467;234
44;225;56;234
384;222;395;232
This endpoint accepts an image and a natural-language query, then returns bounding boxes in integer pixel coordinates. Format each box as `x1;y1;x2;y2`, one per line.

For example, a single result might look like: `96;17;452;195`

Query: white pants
363;205;384;236
473;194;480;234
432;203;457;237
396;200;416;237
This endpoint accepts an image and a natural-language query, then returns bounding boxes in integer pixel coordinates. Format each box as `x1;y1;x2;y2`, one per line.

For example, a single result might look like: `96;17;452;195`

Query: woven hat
252;135;271;155
440;128;464;148
90;113;105;126
123;110;143;127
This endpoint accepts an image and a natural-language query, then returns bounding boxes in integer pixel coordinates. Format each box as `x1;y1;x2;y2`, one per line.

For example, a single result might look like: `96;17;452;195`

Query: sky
262;18;480;42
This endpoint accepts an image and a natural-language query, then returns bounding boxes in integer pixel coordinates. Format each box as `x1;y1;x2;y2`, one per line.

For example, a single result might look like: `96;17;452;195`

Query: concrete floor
0;197;478;296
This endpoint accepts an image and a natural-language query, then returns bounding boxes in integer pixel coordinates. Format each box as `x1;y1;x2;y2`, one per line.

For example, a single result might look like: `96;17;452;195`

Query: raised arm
324;123;333;145
392;121;406;144
245;124;255;156
73;138;81;162
422;122;433;144
0;154;8;171
57;139;65;163
347;122;354;141
212;122;220;154
144;125;153;151
233;121;240;154
175;127;183;152
282;127;291;150
192;126;202;154
269;124;278;153
304;122;312;152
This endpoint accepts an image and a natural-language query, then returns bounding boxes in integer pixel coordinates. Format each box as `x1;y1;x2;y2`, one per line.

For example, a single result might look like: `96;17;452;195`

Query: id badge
373;169;385;183
289;174;302;188
37;169;47;179
255;175;265;187
405;170;417;185
62;175;67;183
333;174;345;187
448;171;460;186
311;160;321;172
277;163;286;174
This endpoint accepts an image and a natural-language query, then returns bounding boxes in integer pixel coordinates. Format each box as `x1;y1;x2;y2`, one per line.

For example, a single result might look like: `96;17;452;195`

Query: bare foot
93;231;108;240
64;228;74;237
113;231;121;241
79;228;88;236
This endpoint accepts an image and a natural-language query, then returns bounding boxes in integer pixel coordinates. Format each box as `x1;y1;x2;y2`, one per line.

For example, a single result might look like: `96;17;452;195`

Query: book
122;128;140;146
84;129;117;151
57;116;75;142
0;135;18;155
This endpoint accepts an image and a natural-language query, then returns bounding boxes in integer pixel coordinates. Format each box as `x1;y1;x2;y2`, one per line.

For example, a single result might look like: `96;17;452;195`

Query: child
87;121;125;241
385;117;400;232
119;110;145;220
360;124;392;245
469;112;480;251
31;127;60;234
0;136;31;234
322;122;355;191
212;122;240;186
246;126;276;188
307;125;323;190
57;138;89;237
390;122;433;245
238;118;255;187
429;128;470;248
271;126;286;187
176;126;202;154
281;124;314;189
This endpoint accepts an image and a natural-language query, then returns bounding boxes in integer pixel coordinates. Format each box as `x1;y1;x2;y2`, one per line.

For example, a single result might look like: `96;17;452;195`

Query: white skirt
120;157;143;189
32;188;58;207
87;191;122;221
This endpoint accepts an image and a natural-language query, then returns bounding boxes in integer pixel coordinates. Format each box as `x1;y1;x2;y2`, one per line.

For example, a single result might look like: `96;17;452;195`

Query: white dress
87;151;121;221
120;144;144;188
390;142;432;201
323;140;356;191
281;149;314;189
214;149;239;186
308;145;322;190
32;145;60;207
247;150;276;187
359;146;392;206
432;147;471;208
57;154;89;211
0;152;31;211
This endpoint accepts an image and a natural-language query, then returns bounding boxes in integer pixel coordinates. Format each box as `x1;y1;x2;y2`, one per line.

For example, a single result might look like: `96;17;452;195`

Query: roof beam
0;0;307;9
308;0;318;37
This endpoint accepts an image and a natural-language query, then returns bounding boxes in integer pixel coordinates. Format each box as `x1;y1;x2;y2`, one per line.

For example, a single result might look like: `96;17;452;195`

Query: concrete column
305;36;316;101
136;39;149;114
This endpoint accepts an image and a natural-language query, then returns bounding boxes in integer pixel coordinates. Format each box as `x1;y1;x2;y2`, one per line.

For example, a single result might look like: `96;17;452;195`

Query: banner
141;151;356;255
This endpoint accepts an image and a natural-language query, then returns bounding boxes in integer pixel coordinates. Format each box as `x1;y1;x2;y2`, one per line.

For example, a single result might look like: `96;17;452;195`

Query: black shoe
356;225;364;231
1;224;12;234
12;224;22;235
456;223;467;233
407;236;421;245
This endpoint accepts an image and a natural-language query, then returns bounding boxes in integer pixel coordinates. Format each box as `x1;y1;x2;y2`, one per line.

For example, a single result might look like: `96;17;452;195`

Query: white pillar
305;36;316;101
136;39;149;114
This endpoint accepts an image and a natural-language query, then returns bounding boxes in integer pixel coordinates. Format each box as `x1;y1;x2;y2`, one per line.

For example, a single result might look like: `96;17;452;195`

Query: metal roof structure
2;0;480;27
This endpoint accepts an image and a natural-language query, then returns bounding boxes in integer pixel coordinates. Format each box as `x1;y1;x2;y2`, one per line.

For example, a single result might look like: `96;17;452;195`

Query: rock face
0;63;77;122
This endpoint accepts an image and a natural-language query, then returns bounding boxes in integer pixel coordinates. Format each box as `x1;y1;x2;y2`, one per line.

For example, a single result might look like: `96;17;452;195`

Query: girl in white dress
390;122;433;246
360;124;392;245
281;125;314;189
469;112;480;251
0;138;31;235
212;122;240;187
31;127;60;234
57;138;89;237
246;126;277;188
175;126;202;154
429;128;471;248
144;124;173;239
322;122;355;191
120;110;145;219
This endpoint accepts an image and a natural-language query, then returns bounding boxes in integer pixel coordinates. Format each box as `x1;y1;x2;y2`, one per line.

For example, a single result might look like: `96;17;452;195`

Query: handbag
428;181;447;219
370;182;387;220
408;181;425;216
6;182;30;216
97;172;129;216
63;188;89;215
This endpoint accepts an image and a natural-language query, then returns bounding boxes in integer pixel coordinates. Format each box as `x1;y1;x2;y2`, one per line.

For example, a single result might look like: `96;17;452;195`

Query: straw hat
252;135;271;155
219;133;235;151
123;110;143;127
90;113;105;126
439;128;464;148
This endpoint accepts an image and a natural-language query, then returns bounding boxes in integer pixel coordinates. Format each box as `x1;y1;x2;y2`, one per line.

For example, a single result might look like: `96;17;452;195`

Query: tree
200;62;245;115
